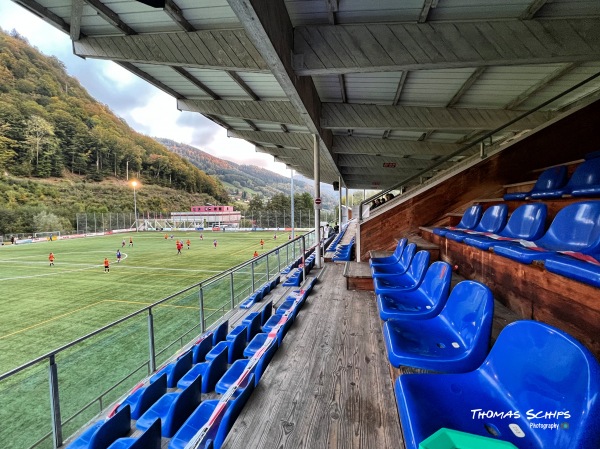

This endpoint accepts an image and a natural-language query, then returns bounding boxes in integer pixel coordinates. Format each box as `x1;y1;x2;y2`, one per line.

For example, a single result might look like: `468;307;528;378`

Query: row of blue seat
371;245;494;373
370;240;600;449
240;275;280;309
504;156;600;200
66;275;319;449
332;237;355;261
326;222;348;253
434;201;600;287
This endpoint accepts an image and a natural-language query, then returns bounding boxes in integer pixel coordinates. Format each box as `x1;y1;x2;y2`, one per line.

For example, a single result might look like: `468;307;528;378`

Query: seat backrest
536;201;600;252
171;351;193;388
227;325;248;363
393;238;408;259
128;417;161;449
397;243;417;271
164;375;202;438
439;281;494;350
260;300;273;325
567;158;600;189
243;312;262;342
480;321;600;449
212;320;229;346
205;343;229;393
137;374;167;420
531;165;568;193
89;405;131;449
420;261;452;311
500;203;547;240
193;334;214;364
255;340;278;384
474;204;508;233
457;205;483;230
214;374;256;449
406;250;430;284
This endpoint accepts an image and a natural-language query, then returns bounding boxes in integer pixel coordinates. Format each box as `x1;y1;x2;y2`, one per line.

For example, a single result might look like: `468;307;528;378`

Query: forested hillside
156;138;310;199
0;29;227;201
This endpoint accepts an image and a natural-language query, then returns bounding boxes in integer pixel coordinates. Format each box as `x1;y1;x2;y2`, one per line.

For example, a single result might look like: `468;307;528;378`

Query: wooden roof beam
13;0;71;34
227;130;314;149
86;0;137;35
418;0;439;23
227;0;341;182
520;0;550;20
332;136;459;157
227;71;260;101
177;99;304;126
163;0;195;32
322;103;555;131
117;62;183;99
294;19;600;75
446;68;486;107
172;67;221;100
73;31;269;72
70;0;84;41
505;63;579;110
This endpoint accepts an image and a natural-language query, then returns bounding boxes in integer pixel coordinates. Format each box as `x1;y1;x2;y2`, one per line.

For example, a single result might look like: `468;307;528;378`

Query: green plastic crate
419;428;519;449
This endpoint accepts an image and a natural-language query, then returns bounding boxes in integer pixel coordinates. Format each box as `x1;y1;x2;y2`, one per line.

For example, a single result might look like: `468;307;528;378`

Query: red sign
314;198;322;205
383;162;397;168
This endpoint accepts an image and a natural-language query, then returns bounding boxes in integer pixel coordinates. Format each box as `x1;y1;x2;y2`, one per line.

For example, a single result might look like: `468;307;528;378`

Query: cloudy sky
0;1;290;176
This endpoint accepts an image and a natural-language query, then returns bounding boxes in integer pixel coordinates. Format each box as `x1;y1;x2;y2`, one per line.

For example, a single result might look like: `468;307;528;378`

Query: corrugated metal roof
18;0;600;190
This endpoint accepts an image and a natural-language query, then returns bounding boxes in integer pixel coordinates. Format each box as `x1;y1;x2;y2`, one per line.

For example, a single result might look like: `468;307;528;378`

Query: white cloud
0;2;291;177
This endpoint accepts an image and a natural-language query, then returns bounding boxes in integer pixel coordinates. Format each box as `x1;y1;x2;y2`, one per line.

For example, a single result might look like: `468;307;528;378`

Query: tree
25;115;54;171
33;210;63;232
248;195;264;212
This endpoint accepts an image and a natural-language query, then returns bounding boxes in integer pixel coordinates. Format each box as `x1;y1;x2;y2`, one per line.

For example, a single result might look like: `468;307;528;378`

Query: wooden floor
223;263;403;449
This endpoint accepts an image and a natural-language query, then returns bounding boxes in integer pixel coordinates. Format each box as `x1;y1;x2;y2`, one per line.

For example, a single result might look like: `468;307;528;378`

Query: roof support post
338;176;343;227
314;134;322;269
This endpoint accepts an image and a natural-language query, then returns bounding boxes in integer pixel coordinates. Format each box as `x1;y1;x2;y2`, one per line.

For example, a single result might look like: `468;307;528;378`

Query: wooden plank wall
359;98;600;261
432;237;600;360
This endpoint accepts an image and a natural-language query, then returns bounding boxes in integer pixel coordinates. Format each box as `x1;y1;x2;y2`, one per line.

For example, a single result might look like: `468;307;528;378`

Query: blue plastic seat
493;201;600;263
118;374;167;420
531;158;600;199
283;269;303;286
107;418;161;449
192;333;214;364
212;320;229;346
544;253;600;287
370;243;416;278
376;261;452;321
383;281;494;372
433;205;483;237
242;312;262;342
504;165;568;200
225;324;248;364
444;204;508;242
215;342;277;392
262;312;293;346
369;238;408;267
66;405;131;449
395;321;600;449
570;157;600;197
136;376;202;438
168;375;255;449
243;333;278;358
463;203;547;251
259;300;273;325
177;342;228;393
150;350;193;388
373;251;430;295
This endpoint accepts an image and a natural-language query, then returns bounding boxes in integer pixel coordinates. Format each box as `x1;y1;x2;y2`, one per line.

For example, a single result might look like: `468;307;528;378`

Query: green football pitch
0;230;301;449
0;230;287;372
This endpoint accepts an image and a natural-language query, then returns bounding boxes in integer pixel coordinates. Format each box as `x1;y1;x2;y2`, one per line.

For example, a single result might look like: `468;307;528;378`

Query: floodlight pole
132;181;138;232
290;168;295;239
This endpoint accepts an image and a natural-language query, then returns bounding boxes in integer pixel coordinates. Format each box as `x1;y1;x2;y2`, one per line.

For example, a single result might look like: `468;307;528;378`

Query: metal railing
0;231;317;449
359;71;600;221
